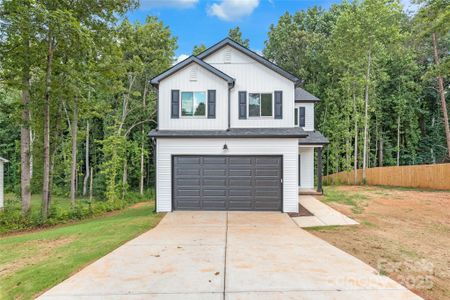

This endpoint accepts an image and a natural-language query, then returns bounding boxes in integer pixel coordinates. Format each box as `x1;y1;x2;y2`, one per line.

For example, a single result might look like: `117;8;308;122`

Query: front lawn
0;202;163;299
308;185;450;300
1;191;154;234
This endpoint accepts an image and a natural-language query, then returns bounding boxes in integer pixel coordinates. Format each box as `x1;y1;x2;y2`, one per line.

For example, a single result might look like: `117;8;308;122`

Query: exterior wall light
223;143;228;150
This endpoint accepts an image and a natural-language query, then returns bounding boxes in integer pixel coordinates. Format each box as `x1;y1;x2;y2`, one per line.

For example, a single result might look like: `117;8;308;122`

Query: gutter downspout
152;137;157;213
151;83;158;213
227;81;234;131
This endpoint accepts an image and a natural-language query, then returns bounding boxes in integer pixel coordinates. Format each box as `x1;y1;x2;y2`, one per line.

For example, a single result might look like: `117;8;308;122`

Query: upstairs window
249;93;272;117
181;91;206;117
299;106;306;127
294;108;299;125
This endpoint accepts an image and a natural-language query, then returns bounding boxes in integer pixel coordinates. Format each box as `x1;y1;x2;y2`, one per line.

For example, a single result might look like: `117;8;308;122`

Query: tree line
0;0;176;218
0;0;448;217
263;0;449;181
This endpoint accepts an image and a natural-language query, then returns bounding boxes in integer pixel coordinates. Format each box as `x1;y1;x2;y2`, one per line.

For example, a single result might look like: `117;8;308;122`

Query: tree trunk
379;137;384;167
362;49;372;183
432;33;450;158
397;115;401;166
42;35;54;220
140;82;148;196
89;166;93;202
20;69;32;214
353;91;358;185
83;121;90;196
70;99;78;205
122;158;127;199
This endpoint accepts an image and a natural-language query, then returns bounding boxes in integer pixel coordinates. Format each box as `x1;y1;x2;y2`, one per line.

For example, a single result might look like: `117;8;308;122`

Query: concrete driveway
39;212;421;299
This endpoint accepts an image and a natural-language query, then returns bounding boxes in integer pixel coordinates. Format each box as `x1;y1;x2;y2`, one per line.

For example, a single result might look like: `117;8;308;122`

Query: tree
415;0;450;159
228;26;249;47
0;0;43;214
192;44;206;55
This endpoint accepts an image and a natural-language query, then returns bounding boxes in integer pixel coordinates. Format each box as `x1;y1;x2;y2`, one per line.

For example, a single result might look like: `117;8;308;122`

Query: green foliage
228;26;250;47
192;43;207;55
0;190;155;234
264;0;449;173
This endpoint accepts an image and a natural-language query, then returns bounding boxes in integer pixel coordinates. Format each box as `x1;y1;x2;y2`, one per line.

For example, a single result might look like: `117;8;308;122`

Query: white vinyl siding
156;138;299;213
299;147;314;189
159;62;229;130
0;161;4;208
295;102;314;131
203;45;295;128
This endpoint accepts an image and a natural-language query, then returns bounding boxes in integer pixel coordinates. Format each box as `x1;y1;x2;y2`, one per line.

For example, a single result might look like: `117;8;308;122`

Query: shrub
0;189;154;234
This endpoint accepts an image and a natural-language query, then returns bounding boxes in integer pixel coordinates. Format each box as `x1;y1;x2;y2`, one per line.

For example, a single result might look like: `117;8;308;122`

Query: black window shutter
171;90;179;119
207;90;216;119
238;91;247;119
299;107;306;127
294;108;299;126
274;90;283;119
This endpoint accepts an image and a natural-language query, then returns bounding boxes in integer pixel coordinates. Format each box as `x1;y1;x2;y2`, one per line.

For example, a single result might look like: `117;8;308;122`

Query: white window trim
180;91;207;119
248;92;274;118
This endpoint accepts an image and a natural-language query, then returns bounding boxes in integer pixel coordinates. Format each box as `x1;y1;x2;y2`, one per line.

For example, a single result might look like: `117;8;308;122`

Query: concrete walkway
39;212;421;300
293;195;359;228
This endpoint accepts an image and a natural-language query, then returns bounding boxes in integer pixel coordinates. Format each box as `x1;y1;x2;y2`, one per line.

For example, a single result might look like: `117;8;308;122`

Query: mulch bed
287;203;314;217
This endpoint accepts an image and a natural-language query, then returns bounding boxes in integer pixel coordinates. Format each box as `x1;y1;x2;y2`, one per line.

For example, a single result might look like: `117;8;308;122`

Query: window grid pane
193;92;206;116
181;92;193;116
261;93;272;116
249;93;261;117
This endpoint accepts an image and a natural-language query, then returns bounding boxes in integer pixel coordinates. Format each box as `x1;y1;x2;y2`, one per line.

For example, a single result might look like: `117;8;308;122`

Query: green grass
0;202;163;300
322;186;368;214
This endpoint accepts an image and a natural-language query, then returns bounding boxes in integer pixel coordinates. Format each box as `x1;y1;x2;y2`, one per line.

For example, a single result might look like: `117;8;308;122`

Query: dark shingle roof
299;131;329;145
149;127;308;138
295;88;320;102
197;38;300;84
150;56;235;86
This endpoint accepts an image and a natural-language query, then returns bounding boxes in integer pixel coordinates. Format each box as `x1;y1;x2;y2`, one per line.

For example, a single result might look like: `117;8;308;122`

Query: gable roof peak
197;37;300;84
150;55;234;86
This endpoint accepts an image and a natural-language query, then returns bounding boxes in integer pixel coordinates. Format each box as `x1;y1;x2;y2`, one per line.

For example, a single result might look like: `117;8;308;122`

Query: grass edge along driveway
0;202;163;300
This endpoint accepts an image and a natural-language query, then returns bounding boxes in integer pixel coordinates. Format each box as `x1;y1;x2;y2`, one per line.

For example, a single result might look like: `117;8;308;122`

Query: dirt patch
0;236;75;277
308;186;450;300
287;203;314;217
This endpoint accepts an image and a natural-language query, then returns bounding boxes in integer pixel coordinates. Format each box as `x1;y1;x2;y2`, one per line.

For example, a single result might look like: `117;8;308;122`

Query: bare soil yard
308;185;450;300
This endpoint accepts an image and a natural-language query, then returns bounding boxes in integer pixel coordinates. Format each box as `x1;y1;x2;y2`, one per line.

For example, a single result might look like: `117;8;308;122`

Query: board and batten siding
156;138;299;212
158;62;229;130
203;45;295;128
0;161;4;208
295;102;315;131
299;147;314;189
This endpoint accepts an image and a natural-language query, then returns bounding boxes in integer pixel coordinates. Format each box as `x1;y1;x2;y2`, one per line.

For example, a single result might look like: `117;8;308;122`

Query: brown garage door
172;155;282;211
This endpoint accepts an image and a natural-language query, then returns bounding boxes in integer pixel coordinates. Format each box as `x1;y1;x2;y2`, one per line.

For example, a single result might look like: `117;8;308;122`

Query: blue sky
126;0;340;60
127;0;415;61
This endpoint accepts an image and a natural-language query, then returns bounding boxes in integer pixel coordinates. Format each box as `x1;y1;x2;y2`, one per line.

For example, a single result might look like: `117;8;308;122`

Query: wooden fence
323;163;450;190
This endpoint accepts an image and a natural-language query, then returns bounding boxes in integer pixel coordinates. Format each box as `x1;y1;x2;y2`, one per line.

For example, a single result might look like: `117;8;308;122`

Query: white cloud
207;0;260;22
140;0;198;9
174;54;189;65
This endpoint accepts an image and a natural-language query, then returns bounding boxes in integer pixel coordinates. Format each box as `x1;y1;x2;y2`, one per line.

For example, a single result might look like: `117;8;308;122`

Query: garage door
173;155;282;211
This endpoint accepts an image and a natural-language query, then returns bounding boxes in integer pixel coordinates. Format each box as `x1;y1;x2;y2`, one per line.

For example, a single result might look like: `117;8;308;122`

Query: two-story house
149;38;328;213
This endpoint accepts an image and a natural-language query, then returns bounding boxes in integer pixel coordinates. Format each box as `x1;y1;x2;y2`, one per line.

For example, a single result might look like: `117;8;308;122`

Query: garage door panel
229;169;252;176
203;178;227;186
229;157;252;165
203;157;227;164
203;189;227;196
175;157;201;164
173;155;282;211
204;169;227;176
176;168;201;176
